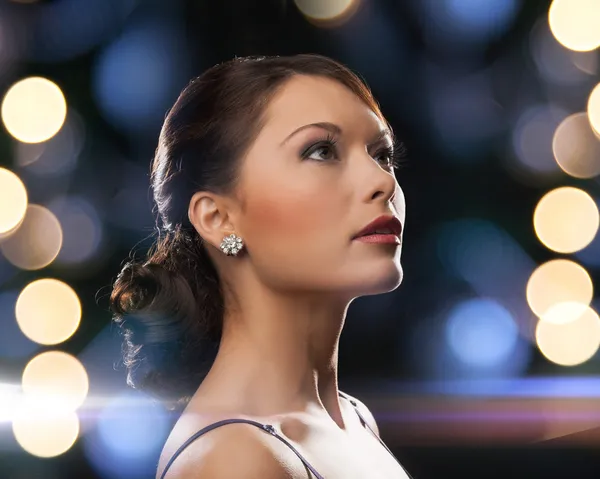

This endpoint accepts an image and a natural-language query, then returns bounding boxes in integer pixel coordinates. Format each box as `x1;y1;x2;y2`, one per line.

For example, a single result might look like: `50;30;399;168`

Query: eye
374;147;395;168
373;140;408;170
301;135;339;162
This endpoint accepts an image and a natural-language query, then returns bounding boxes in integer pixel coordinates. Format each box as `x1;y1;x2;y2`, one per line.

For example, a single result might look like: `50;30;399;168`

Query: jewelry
220;233;244;256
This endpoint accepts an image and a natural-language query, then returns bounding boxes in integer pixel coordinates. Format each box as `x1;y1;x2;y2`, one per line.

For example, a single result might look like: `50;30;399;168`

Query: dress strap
159;390;412;479
338;390;414;479
158;417;324;479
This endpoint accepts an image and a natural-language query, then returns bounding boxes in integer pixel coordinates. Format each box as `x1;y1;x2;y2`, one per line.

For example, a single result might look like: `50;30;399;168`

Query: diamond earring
220;233;244;256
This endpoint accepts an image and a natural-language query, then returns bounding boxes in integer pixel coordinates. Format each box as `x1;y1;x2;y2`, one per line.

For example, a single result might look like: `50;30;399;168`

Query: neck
197;277;353;429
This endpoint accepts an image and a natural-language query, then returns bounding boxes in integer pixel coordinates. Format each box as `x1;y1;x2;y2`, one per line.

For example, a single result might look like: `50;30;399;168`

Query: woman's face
235;74;405;298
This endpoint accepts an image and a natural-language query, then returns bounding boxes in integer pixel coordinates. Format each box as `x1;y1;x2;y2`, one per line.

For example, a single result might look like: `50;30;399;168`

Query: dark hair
109;54;389;410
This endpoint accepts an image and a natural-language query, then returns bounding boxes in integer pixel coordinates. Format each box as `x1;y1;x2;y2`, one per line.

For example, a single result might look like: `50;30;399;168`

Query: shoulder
341;391;380;437
157;418;300;479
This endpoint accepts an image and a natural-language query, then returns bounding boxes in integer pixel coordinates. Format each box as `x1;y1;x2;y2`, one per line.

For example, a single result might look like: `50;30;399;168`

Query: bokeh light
536;302;600;366
1;77;67;143
0;204;63;270
526;259;594;318
530;19;592;86
12;409;79;458
419;0;519;49
548;0;600;52
444;0;519;37
445;298;519;368
511;104;567;175
294;0;358;25
93;20;190;135
15;278;81;345
588;82;600;135
408;298;532;381
0;168;28;235
83;391;171;479
31;0;138;63
552;112;600;178
436;218;536;338
49;196;103;265
533;187;599;253
22;351;89;412
15;108;85;177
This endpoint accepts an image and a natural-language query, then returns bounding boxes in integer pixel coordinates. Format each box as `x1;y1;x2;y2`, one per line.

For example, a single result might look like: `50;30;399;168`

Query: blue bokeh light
446;0;519;37
420;0;520;48
32;0;138;62
93;19;191;135
407;298;532;381
84;390;172;479
435;218;536;329
445;298;518;367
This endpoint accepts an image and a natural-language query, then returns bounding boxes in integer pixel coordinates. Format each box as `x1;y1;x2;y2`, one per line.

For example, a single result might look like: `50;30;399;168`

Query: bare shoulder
157;418;303;479
340;391;380;437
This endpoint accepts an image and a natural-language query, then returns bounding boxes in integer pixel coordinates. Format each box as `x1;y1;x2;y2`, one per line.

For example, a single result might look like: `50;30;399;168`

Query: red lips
353;214;403;239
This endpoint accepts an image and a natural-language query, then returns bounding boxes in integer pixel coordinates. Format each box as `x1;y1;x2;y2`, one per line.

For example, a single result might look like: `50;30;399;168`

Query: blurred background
0;0;600;477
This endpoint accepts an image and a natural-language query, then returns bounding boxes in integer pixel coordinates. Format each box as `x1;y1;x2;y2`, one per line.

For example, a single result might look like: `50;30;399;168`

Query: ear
188;190;237;249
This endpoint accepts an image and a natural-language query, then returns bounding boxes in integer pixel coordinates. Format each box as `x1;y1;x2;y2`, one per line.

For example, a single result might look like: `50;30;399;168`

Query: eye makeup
300;133;408;170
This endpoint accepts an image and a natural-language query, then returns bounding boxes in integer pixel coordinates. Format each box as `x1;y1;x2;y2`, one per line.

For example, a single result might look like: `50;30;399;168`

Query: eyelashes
301;133;409;170
386;138;409;170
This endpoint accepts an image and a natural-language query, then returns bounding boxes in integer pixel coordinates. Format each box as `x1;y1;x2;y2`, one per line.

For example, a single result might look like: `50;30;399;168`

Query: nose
361;161;398;205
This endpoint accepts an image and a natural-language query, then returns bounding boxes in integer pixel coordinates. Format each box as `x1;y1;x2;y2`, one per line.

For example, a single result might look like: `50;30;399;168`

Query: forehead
262;75;385;138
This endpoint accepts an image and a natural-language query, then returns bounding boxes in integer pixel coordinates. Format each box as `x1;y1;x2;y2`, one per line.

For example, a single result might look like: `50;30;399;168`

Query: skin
187;74;406;433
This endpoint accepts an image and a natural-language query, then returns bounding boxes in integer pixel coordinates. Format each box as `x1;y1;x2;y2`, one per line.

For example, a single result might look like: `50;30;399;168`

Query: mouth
352;215;403;243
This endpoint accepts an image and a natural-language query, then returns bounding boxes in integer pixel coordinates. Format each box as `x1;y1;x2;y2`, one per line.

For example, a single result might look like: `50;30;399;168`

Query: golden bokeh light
552;112;600;178
294;0;358;26
12;409;79;458
533;187;599;253
536;302;600;366
588;83;600;135
22;351;88;412
1;77;67;143
0;168;28;235
548;0;600;52
15;278;81;345
526;259;593;318
0;204;63;270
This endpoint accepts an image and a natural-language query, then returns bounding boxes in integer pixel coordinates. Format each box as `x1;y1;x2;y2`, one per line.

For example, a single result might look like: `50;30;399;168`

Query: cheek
242;172;344;243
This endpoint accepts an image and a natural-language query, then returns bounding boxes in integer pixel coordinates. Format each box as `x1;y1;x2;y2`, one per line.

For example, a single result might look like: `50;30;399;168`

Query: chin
353;264;404;296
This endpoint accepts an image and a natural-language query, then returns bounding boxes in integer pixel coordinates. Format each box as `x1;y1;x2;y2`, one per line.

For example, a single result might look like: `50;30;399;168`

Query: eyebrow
280;121;393;147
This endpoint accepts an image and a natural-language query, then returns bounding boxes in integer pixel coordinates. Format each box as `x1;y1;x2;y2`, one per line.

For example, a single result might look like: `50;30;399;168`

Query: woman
110;54;411;478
